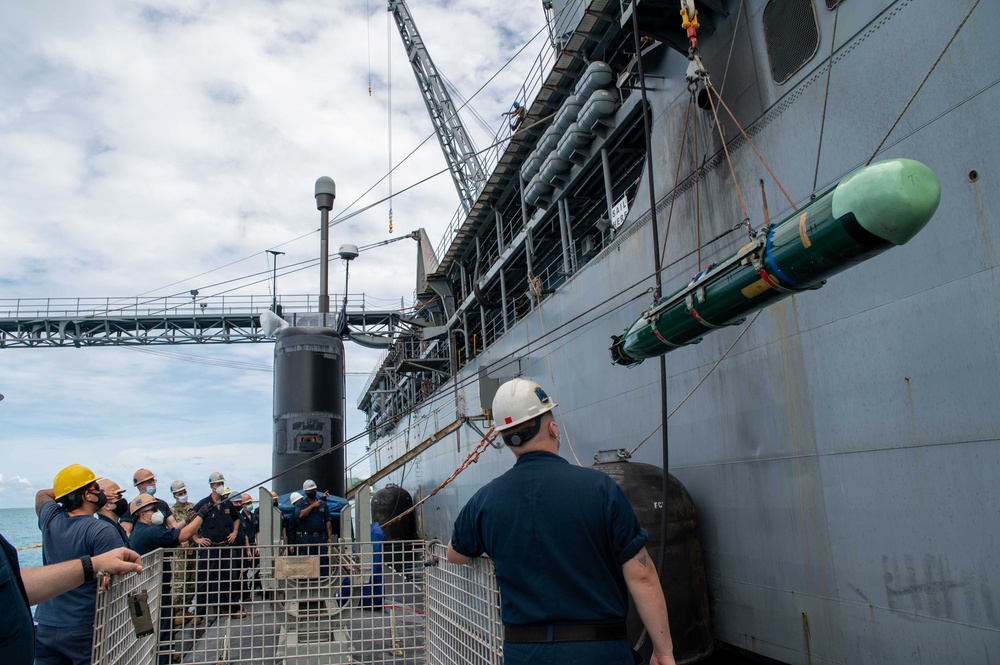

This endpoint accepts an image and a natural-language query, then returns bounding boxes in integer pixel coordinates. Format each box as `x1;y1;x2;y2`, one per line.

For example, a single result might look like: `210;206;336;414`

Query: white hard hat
492;378;557;432
303;479;318;492
290;492;304;505
170;480;187;494
209;471;225;484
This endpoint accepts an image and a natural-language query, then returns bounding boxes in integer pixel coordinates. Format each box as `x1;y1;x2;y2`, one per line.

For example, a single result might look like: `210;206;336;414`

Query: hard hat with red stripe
492;378;557;433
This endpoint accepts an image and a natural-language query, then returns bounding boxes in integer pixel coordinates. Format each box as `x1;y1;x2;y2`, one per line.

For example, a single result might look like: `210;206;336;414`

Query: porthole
763;0;821;84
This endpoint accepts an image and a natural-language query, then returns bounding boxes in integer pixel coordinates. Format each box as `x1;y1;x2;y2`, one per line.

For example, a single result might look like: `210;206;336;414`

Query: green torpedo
610;158;941;366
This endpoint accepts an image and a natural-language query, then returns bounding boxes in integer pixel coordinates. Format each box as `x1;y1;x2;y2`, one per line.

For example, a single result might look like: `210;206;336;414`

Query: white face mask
212;484;224;495
175;493;188;503
150;511;165;526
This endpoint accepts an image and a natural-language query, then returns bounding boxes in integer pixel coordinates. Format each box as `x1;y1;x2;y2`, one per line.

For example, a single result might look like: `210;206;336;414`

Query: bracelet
80;555;95;583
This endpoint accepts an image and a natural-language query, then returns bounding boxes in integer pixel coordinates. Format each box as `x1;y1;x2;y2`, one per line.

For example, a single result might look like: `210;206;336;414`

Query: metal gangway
0;294;429;348
91;541;502;665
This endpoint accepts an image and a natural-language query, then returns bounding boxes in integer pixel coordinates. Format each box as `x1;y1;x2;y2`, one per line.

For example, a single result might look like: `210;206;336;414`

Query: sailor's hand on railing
423;538;442;567
93;548;143;576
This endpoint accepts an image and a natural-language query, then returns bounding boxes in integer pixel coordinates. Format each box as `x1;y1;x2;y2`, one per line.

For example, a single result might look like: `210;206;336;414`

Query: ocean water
1;507;45;569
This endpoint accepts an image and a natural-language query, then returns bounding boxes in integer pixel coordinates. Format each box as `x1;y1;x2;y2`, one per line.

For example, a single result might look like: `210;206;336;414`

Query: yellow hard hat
132;468;155;486
54;464;99;500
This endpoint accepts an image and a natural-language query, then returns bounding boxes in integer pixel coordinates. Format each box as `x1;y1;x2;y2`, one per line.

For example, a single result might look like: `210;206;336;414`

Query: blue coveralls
97;513;129;547
294;498;331;577
0;534;34;663
192;497;240;615
130;522;185;663
34;501;125;665
450;451;647;665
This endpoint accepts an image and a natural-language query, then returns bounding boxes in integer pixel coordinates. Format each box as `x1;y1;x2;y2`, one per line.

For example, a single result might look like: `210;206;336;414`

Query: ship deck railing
431;0;565;266
92;541;502;665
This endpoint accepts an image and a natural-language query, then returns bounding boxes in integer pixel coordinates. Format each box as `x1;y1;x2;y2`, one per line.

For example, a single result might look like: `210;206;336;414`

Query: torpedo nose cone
832;158;941;245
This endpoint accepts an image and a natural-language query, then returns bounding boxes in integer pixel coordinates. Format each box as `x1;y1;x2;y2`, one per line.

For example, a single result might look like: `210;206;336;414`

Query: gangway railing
91;541;501;665
0;294;423;348
0;294;373;319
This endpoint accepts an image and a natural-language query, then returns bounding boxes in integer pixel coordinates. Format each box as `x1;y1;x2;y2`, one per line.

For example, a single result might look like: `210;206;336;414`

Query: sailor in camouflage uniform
170;479;199;625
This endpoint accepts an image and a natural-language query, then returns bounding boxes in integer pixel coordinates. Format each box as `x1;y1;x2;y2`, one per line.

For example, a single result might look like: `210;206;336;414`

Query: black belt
297;531;325;536
503;623;627;643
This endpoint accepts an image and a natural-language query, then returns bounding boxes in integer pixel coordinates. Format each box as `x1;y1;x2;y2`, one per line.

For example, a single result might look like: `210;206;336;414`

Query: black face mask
306;490;317;501
273;500;279;507
112;498;128;517
88;490;108;510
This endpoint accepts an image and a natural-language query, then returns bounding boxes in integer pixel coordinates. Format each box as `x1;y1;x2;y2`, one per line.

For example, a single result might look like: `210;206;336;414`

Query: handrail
433;25;560;263
0;294;393;320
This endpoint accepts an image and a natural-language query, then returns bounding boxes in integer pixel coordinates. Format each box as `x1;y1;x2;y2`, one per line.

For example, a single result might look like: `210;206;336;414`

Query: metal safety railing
0;294;378;320
91;541;501;665
425;543;503;665
432;14;561;265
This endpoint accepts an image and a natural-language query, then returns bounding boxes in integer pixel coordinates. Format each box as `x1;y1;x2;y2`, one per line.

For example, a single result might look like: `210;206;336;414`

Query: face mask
306;490;317;500
150;511;165;526
112;498;129;517
175;493;188;503
88;490;108;510
212;485;224;495
273;500;279;507
145;485;156;496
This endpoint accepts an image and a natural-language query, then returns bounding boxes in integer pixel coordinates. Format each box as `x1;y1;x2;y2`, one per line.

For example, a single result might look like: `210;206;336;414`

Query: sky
0;0;549;508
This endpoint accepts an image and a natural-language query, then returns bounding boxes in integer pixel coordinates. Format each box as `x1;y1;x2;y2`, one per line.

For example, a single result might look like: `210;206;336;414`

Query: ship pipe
473;247;503;310
610;159;941;366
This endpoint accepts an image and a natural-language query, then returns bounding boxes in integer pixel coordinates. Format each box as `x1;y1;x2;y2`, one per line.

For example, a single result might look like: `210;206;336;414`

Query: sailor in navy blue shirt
192;473;244;618
96;478;130;546
128;495;205;557
447;380;676;665
294;480;333;547
0;533;142;665
33;464;132;665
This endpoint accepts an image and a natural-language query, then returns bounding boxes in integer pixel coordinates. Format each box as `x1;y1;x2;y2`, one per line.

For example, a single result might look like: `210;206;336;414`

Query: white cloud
0;0;547;507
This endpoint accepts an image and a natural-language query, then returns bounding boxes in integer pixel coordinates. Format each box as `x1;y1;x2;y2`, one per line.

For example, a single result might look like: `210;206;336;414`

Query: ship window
295;434;322;452
762;0;820;84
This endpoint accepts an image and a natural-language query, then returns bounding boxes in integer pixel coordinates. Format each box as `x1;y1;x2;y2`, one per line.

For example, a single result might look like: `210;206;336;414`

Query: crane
388;0;485;215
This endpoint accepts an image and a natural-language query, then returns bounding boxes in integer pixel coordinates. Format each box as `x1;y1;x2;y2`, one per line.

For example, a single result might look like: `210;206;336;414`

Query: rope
716;0;746;99
811;1;840;199
704;79;750;223
694;94;703;268
659;95;694;265
708;85;797;210
529;273;583;466
387;9;394;233
380;428;497;529
366;0;372;96
625;310;762;458
16;543;42;551
866;0;981;166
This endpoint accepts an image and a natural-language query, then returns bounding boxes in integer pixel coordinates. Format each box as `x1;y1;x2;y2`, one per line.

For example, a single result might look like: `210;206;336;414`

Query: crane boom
388;0;485;215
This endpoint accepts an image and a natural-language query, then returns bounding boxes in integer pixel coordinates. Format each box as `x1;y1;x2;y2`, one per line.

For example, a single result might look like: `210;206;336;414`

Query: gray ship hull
361;1;1000;662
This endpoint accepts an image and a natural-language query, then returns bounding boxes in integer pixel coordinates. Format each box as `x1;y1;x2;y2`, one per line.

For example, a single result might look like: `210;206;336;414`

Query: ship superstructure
355;1;1000;663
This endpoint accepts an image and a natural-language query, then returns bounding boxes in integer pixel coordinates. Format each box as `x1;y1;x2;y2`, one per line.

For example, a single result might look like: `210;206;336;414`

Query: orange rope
380;428;497;528
708;85;796;210
704;82;749;223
